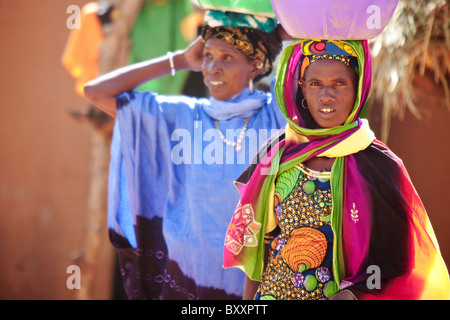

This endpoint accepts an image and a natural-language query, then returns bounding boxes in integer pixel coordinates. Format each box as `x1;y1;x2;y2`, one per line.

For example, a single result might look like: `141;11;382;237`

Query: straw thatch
370;0;449;141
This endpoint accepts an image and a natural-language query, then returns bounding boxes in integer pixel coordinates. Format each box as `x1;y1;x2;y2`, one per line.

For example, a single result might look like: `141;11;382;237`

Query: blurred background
0;0;448;299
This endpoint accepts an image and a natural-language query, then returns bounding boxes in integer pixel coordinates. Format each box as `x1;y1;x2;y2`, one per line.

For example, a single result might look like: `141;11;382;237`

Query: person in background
84;10;286;299
223;39;450;300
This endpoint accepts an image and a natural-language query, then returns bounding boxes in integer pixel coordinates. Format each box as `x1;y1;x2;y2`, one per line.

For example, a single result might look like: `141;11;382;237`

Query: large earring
249;79;254;93
301;98;308;109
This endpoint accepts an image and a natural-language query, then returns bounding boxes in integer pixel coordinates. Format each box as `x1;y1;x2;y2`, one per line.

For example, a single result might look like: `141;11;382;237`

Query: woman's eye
310;82;319;86
223;54;233;61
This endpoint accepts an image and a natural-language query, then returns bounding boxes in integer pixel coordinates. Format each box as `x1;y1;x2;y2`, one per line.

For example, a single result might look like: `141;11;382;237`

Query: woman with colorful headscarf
84;10;286;299
223;39;450;300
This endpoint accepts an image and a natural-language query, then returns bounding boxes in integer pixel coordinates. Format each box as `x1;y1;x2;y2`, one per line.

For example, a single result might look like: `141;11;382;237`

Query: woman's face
300;59;358;128
202;38;257;101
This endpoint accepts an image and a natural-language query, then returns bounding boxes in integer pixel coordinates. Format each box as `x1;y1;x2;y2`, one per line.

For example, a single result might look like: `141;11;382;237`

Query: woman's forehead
204;38;240;54
304;59;356;80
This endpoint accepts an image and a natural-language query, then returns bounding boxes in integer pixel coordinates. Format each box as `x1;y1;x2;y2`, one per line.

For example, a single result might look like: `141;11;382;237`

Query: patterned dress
255;163;338;300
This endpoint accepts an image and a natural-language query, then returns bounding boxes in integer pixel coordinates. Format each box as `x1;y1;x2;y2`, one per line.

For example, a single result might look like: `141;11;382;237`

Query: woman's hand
84;36;205;117
179;36;204;72
243;276;260;300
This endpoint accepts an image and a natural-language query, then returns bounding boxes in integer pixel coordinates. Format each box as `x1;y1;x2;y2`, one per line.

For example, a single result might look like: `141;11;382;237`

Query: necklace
296;163;331;179
214;118;250;152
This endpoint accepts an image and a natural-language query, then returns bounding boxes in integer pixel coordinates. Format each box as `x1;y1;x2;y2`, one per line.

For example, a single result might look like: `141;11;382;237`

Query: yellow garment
61;3;104;96
317;119;375;158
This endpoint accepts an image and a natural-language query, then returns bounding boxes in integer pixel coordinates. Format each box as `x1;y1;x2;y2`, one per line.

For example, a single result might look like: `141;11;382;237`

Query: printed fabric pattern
256;165;336;300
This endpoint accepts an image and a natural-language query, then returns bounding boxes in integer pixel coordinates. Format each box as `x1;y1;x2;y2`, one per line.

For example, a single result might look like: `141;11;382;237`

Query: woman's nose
206;59;222;73
319;86;335;103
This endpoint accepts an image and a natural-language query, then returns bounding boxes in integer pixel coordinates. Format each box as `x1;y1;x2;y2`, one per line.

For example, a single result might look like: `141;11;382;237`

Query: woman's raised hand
181;36;204;73
84;36;206;118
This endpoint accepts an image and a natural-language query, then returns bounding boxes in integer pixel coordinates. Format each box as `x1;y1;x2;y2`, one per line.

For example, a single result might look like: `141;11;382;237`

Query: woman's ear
298;78;306;95
249;59;264;80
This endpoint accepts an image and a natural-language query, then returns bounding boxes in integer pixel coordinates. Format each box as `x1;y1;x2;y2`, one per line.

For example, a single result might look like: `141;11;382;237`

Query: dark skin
243;58;358;300
84;25;291;300
84;25;290;300
301;59;358;173
202;38;262;101
83;24;291;116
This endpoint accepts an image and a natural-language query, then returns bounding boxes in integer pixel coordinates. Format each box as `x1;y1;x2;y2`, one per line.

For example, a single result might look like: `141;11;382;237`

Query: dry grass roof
370;0;449;140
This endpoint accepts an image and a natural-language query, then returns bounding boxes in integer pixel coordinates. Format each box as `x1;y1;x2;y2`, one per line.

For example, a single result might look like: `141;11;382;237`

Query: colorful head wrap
299;40;359;79
279;40;369;130
201;10;281;80
203;9;277;32
223;39;450;300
